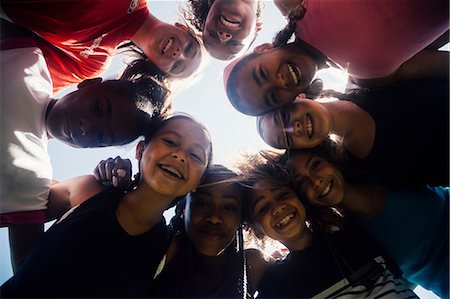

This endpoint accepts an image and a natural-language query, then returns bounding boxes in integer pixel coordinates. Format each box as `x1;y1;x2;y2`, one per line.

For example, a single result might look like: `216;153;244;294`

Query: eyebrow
105;98;116;145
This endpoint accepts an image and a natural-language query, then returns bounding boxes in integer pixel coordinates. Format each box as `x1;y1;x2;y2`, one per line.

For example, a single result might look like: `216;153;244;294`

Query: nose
274;73;286;88
218;31;232;42
311;176;323;189
171;152;186;164
171;47;182;59
206;208;222;224
272;204;286;216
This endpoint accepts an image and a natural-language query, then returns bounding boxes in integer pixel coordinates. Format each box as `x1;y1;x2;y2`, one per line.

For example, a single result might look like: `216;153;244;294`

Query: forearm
46;175;106;221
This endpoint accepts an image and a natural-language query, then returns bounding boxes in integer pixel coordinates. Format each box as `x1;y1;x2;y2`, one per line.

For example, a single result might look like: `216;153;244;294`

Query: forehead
195;183;243;203
158;118;210;143
258;111;285;147
287;152;314;170
233;56;267;115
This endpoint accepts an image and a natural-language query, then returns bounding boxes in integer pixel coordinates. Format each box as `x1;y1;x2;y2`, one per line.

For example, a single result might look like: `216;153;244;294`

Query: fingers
111;157;132;189
93;156;132;189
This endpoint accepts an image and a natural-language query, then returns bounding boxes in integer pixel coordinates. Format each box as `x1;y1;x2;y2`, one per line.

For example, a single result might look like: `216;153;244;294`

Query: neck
339;180;386;218
321;100;355;135
192;248;229;294
116;182;174;236
321;99;375;158
285;229;313;252
130;13;159;55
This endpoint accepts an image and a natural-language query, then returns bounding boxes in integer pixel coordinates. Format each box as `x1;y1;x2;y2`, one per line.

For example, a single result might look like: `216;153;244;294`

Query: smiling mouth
162;37;174;54
306;114;313;138
287;63;301;86
320;180;332;198
275;212;295;229
159;164;184;180
220;15;241;30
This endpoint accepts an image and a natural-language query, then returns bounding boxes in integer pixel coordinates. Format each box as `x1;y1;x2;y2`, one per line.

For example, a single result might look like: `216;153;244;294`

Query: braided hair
273;4;307;47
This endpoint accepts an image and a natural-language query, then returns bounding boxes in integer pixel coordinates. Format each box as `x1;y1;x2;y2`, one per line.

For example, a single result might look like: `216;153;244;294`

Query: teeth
320;182;331;197
162;38;174;54
275;214;294;228
287;64;299;85
306;115;313;138
160;165;183;179
220;16;240;28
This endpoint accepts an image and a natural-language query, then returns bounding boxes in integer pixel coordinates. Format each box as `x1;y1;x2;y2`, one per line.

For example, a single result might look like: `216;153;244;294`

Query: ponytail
273;4;307;47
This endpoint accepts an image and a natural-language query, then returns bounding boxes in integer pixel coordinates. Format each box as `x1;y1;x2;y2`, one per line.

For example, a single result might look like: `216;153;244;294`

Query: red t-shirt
296;0;449;79
3;0;149;93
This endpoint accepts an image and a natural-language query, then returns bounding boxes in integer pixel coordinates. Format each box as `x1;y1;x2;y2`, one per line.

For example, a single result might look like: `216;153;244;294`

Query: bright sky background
0;1;443;298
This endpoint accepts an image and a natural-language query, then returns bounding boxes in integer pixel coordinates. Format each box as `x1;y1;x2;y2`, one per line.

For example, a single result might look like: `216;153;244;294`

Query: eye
310;159;322;171
192;198;208;208
270;91;279;105
224;204;239;212
162;138;177;147
279;191;290;200
256;203;269;216
185;41;192;54
259;65;268;80
208;30;219;40
190;152;203;163
170;61;181;73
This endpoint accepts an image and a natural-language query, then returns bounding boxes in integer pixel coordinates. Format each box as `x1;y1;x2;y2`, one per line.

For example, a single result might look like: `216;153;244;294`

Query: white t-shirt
1;46;53;215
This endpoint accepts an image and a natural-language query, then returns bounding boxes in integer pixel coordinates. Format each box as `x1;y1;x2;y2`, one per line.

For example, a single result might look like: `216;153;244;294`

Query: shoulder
245;248;272;290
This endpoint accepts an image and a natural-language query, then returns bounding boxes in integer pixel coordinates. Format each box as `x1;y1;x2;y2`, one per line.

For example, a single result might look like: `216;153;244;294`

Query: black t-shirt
346;78;449;186
1;188;169;298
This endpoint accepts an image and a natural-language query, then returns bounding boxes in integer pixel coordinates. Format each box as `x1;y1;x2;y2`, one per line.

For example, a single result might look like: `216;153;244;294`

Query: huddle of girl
3;114;447;297
0;0;264;279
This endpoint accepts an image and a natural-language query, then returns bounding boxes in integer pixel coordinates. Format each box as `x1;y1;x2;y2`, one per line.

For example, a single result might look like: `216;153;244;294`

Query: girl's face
232;44;318;116
257;98;331;149
139;118;211;198
203;0;257;60
184;183;243;256
249;181;308;246
145;23;202;78
287;153;345;207
47;79;144;148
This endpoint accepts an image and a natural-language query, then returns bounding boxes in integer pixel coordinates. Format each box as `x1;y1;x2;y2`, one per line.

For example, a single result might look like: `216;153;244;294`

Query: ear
253;43;274;54
255;20;263;33
77;77;102;89
254;226;266;239
305;78;323;98
135;140;146;160
295;93;307;101
174;22;189;32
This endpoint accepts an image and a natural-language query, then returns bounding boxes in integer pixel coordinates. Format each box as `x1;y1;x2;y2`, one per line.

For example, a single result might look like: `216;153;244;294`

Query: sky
0;1;443;298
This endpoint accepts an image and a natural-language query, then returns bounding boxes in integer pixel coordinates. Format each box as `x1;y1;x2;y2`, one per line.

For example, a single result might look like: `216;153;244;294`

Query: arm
353;49;449;88
46;175;106;221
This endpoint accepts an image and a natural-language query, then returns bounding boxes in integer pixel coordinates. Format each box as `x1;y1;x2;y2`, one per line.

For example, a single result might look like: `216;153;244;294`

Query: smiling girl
287;149;449;298
223;0;448;115
239;153;418;298
257;78;449;186
1;114;213;297
182;0;263;60
2;0;203;93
